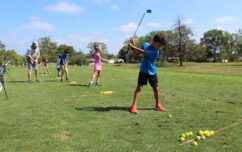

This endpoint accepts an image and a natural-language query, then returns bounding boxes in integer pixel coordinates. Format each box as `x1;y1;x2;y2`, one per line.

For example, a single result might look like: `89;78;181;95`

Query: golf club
2;82;8;100
127;9;152;52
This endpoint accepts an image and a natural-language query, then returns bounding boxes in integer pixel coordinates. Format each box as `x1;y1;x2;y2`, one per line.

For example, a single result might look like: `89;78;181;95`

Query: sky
0;0;241;55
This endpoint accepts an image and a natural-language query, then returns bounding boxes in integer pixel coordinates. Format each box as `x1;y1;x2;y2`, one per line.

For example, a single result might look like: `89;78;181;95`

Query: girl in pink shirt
88;44;109;87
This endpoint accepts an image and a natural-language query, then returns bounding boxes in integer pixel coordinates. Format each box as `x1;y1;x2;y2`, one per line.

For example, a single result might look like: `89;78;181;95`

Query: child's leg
132;85;143;106
46;64;49;73
65;67;69;80
90;71;98;84
152;87;160;105
96;71;101;84
57;68;60;76
61;66;65;81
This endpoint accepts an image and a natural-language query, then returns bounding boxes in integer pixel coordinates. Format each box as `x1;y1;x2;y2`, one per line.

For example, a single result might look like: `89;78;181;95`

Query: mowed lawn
0;63;241;152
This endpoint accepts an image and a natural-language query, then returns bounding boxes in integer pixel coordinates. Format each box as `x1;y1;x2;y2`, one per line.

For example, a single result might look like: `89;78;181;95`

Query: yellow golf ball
201;135;206;140
205;132;211;137
198;131;204;136
167;114;172;118
180;137;185;142
189;131;193;136
181;134;186;138
210;131;215;135
185;132;190;136
191;141;198;146
196;136;201;140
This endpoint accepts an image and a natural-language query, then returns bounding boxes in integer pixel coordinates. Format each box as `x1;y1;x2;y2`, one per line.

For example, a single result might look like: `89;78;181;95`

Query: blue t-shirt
140;43;159;75
60;54;69;64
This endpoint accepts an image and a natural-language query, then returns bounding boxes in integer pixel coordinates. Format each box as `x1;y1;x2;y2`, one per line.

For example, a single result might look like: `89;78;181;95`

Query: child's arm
129;38;148;56
97;55;109;62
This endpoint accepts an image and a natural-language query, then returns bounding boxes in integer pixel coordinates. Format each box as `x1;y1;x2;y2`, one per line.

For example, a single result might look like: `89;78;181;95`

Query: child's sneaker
88;82;92;87
130;105;138;114
96;83;102;86
28;80;33;83
155;104;166;112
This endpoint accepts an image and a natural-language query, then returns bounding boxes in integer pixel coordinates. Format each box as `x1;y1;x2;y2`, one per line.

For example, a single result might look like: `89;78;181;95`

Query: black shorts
138;72;158;87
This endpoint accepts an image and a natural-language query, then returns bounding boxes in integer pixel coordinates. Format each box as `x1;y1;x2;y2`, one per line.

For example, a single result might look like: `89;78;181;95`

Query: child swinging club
88;44;109;87
129;34;167;114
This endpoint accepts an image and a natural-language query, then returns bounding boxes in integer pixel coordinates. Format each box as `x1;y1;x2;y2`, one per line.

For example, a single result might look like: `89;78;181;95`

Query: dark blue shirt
60;54;69;64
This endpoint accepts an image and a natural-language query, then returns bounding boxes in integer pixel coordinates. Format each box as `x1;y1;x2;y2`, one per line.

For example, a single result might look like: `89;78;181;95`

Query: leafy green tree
0;41;5;50
201;29;227;62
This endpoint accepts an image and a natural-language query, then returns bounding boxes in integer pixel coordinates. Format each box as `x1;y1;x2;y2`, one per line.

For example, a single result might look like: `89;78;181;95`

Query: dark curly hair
153;34;166;45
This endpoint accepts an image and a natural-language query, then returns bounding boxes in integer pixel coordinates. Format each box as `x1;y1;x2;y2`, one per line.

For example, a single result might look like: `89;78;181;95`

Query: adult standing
26;41;40;83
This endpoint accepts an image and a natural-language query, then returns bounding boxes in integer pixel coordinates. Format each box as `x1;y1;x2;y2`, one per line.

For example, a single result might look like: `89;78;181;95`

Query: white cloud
147;22;160;27
182;18;194;24
110;5;119;10
120;22;140;32
215;16;237;23
45;2;84;15
22;21;54;30
216;26;225;31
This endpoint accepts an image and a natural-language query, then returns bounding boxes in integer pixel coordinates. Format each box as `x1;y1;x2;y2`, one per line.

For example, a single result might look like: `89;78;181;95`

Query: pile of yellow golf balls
179;131;193;142
100;91;114;95
179;130;215;146
196;130;215;140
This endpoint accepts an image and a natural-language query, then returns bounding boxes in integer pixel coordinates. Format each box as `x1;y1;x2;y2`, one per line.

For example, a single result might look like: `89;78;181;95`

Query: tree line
118;18;242;66
0;37;117;66
1;21;242;67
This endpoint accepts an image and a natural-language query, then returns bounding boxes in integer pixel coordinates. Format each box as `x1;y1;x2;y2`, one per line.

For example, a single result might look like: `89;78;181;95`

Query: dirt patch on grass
60;131;71;141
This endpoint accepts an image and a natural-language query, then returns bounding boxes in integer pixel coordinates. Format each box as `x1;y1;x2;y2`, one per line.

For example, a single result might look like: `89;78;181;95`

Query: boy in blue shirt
129;34;167;114
60;49;70;82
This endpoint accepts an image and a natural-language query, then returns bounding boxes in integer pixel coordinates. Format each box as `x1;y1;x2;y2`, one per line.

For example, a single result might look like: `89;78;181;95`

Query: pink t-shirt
94;52;102;71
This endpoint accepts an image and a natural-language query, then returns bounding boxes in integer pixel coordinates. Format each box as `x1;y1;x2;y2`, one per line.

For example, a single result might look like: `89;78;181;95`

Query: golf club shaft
133;13;146;38
127;12;146;52
2;83;8;100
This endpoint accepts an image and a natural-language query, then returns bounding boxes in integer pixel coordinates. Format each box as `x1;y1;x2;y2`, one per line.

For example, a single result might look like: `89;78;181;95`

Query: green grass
0;63;241;152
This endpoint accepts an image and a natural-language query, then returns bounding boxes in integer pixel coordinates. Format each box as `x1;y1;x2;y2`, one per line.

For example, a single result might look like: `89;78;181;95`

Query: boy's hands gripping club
129;38;149;56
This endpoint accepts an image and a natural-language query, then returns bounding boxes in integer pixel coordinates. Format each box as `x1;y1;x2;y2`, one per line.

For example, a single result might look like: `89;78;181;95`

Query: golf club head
146;9;152;13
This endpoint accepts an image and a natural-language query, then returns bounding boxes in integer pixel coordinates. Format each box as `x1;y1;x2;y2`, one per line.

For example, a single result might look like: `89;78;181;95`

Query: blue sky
0;0;241;55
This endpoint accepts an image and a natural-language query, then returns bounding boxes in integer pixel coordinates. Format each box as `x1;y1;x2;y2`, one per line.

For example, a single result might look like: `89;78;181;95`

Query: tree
38;36;58;62
118;46;128;62
0;41;5;50
87;42;108;55
201;29;227;62
173;17;193;66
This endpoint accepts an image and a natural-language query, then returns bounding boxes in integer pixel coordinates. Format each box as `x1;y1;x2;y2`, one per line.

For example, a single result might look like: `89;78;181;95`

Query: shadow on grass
44;80;60;82
75;107;155;112
8;81;28;83
68;84;89;87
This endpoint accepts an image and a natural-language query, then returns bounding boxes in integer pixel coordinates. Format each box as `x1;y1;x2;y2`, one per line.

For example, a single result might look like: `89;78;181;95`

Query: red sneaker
130;105;138;114
155;104;166;112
